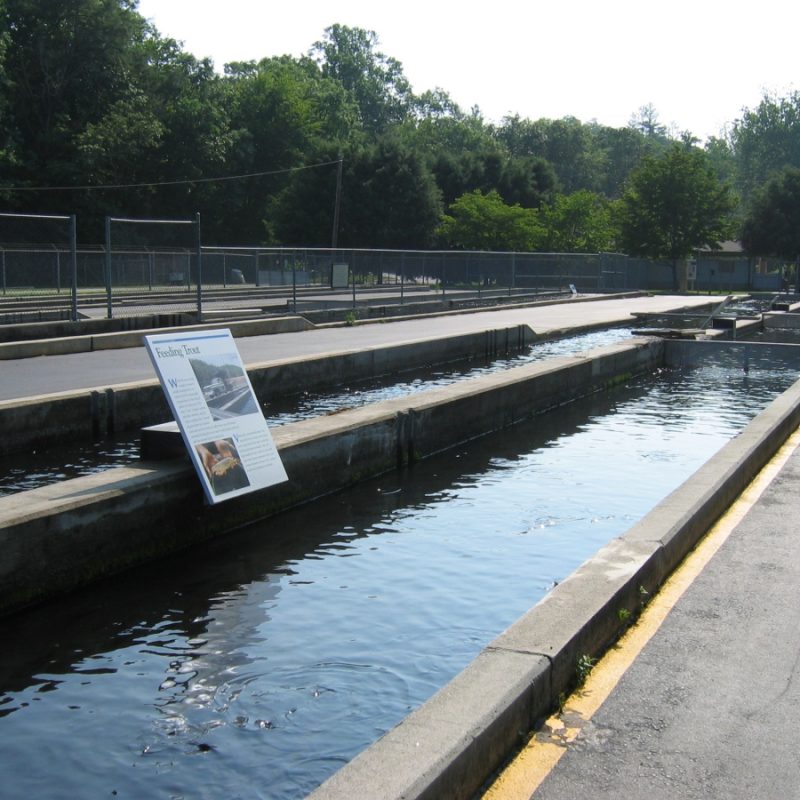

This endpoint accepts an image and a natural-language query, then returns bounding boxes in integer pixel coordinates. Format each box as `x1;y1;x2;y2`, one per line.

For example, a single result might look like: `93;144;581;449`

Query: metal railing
2;243;649;321
0;212;783;322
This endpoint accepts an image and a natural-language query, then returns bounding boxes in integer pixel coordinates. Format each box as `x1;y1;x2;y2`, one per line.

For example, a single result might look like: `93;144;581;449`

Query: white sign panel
144;329;287;504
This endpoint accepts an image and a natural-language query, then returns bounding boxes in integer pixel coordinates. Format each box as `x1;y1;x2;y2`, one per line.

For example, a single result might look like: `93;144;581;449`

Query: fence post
1;249;5;296
292;255;297;313
104;216;113;319
69;214;78;322
352;250;356;308
195;212;202;318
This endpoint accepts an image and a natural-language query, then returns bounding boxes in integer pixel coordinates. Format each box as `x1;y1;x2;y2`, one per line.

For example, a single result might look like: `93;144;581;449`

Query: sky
136;0;798;143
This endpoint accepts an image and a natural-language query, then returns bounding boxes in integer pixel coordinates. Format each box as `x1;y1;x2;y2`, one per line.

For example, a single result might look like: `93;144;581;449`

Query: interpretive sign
144;329;287;504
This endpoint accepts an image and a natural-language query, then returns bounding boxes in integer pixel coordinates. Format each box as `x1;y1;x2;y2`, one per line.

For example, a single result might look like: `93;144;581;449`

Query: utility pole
331;155;343;249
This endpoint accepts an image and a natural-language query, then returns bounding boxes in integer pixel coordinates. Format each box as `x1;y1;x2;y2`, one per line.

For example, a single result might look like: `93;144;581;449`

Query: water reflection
0;327;635;496
1;362;797;799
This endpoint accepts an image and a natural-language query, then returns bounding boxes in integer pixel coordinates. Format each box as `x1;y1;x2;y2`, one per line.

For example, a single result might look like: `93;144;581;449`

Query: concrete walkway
486;430;800;800
3;291;798;799
0;294;717;401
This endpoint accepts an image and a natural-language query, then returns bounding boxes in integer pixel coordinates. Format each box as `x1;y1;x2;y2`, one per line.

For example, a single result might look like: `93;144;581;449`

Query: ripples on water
0;327;634;496
0;356;797;799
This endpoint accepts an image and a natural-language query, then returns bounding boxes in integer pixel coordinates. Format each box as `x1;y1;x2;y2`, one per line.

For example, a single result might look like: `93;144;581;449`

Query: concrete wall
765;311;800;329
0;325;534;457
308;370;800;800
0;314;313;359
4;336;800;799
663;338;800;371
0;338;661;614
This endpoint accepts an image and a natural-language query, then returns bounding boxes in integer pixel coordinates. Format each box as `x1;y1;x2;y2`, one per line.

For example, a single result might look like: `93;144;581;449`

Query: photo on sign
189;354;259;420
195;437;250;496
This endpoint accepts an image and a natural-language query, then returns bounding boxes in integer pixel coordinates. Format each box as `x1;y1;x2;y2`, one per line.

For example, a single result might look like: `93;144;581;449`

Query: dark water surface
0;355;797;799
0;327;636;496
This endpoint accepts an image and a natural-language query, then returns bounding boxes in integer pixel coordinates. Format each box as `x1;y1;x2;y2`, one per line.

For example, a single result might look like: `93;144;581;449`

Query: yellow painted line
483;427;800;800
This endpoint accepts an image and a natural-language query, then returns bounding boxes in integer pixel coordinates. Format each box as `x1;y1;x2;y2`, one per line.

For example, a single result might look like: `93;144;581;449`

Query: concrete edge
0;340;661;613
307;376;800;800
0;314;313;360
0;325;536;457
310;291;648;329
0;291;648;359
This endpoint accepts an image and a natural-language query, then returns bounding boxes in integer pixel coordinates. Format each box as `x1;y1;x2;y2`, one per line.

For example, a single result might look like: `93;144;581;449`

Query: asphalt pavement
0;294;718;401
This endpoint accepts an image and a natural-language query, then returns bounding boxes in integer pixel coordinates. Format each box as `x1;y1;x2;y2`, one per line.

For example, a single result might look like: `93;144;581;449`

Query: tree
538;190;618;253
704;135;737;189
618;144;737;287
589;123;649;197
496;115;606;194
214;55;357;242
730;91;800;208
339;138;442;247
496;156;556;208
0;12;16;188
741;166;800;263
310;24;411;135
438;190;544;251
275;138;442;248
1;0;149;192
628;103;669;140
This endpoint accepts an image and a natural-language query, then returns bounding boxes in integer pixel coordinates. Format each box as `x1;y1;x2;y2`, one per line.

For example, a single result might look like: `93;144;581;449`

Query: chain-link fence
0;213;79;322
0;212;784;323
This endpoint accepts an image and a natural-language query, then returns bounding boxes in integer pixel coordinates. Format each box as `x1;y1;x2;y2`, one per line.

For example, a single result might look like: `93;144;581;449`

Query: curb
308;377;800;800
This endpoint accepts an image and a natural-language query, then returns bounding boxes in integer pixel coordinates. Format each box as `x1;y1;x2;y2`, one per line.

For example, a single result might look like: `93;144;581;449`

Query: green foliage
276;138;442;248
430;149;555;209
538;190;618;253
310;24;411;136
618;143;737;282
576;654;597;687
339;138;442;247
628;103;670;141
438;190;544;251
217;55;355;242
741;166;800;261
731;91;800;208
0;3;787;255
704;136;737;190
496;115;607;194
2;0;148;180
497;114;654;199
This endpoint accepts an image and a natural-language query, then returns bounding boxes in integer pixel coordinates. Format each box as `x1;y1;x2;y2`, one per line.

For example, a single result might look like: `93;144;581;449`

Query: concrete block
492;537;661;694
309;650;550;800
764;310;800;328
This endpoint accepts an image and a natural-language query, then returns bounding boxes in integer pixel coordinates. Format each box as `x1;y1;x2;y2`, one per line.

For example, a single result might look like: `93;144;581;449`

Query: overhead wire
0;158;343;193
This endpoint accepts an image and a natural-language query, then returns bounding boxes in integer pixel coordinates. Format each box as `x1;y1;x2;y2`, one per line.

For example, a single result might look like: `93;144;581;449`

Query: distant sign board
331;263;349;289
145;329;287;504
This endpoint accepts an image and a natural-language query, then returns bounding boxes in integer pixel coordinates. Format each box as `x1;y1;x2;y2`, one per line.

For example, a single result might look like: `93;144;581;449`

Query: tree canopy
741;166;800;262
438;190;543;251
537;191;617;253
0;0;793;258
730;91;800;209
618;144;737;283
